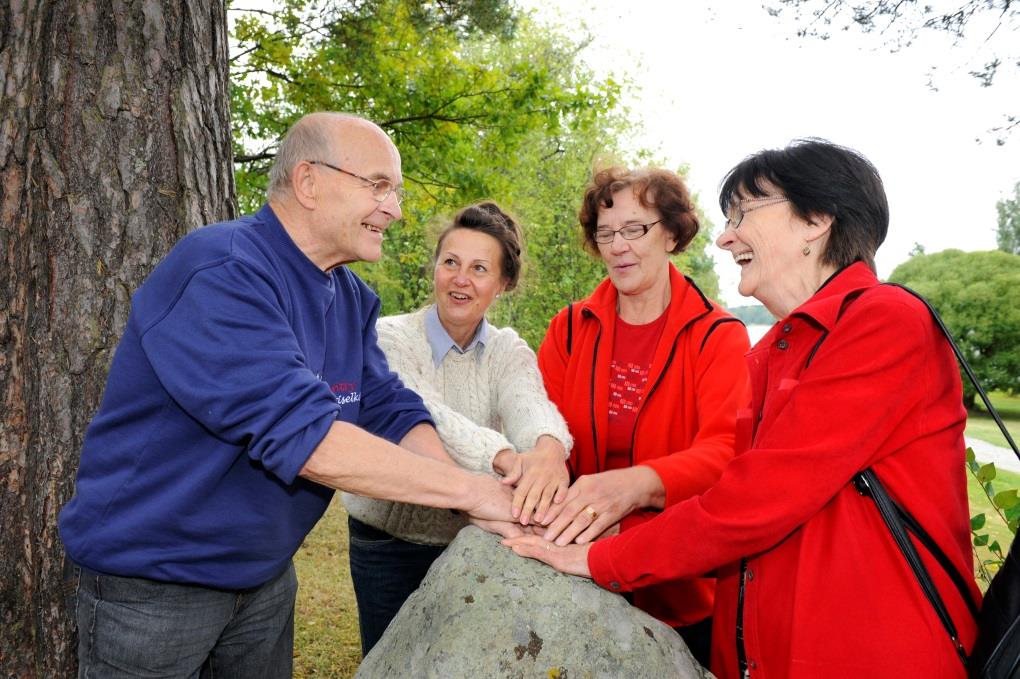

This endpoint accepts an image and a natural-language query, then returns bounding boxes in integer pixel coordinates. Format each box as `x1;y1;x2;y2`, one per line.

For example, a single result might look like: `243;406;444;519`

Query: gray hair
266;112;357;200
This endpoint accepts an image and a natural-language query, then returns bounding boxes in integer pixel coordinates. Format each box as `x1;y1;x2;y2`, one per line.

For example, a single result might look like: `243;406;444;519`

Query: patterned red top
605;311;668;469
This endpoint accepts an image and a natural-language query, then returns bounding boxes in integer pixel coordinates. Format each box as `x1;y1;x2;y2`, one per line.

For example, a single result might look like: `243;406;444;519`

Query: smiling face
716;186;830;316
433;228;507;347
596;188;677;302
316;120;404;267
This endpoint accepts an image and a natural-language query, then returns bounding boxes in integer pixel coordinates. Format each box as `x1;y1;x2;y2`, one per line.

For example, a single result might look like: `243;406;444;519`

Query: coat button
749;660;758;669
777;339;788;350
782;323;792;333
610;581;621;591
746;570;754;581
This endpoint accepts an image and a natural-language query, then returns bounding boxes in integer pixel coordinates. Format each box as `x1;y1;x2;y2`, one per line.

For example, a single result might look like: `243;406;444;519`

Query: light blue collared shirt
424;305;492;368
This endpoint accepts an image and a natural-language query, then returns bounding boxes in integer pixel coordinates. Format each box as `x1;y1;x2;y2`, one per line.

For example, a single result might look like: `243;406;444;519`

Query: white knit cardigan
341;306;573;545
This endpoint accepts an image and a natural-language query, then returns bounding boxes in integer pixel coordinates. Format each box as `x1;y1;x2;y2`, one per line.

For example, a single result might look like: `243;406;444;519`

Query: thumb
500;460;524;486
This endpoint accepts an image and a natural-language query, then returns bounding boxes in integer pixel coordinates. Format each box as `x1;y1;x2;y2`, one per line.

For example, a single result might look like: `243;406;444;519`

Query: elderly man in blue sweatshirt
58;112;513;677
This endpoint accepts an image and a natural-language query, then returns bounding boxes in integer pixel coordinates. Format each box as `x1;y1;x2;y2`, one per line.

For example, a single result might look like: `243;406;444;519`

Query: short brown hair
579;166;699;255
434;201;524;291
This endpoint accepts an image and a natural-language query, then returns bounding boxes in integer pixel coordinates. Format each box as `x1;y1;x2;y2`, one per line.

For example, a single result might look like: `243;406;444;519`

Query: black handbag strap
884;283;1019;460
894;499;981;620
817;281;1020;667
854;469;970;665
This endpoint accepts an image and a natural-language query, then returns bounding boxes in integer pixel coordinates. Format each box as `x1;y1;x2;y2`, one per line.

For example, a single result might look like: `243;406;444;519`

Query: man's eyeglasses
725;196;789;230
308;160;404;205
594;219;662;244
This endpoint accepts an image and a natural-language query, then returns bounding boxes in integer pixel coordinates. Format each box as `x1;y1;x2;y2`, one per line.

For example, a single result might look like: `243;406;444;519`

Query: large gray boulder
356;526;713;679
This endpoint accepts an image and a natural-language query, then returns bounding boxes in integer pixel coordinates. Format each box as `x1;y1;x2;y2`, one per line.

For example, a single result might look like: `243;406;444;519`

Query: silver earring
802;244;811;256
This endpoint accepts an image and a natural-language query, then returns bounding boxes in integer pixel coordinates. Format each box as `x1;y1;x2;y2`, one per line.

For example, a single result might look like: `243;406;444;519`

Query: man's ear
291;161;319;210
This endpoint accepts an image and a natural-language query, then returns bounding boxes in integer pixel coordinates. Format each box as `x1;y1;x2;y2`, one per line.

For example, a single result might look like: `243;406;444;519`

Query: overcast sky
521;0;1020;307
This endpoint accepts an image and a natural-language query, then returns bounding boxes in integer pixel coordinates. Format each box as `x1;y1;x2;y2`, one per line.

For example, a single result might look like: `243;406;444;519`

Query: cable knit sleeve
490;327;573;457
376;312;513;474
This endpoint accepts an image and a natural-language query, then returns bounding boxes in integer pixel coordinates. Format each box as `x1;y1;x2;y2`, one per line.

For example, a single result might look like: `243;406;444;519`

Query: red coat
588;263;980;678
539;263;751;625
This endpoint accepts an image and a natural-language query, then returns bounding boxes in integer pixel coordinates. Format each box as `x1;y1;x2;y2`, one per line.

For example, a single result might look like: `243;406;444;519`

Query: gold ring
584;505;599;521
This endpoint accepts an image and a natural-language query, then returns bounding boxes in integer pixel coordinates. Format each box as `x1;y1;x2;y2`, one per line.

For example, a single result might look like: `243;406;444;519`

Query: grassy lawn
966;392;1020;448
293;497;361;679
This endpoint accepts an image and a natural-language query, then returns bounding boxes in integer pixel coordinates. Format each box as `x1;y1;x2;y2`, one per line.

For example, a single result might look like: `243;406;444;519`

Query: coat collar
786;261;880;331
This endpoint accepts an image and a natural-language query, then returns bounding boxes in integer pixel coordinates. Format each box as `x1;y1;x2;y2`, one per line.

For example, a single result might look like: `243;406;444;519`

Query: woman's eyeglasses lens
594;221;659;244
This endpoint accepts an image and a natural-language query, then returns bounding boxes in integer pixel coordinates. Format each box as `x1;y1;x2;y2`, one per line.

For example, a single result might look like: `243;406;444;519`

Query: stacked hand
492;436;569;526
501;533;593;578
537;466;660;545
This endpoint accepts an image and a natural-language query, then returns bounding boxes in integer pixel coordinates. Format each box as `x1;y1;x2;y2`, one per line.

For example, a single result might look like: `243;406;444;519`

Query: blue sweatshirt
59;205;432;589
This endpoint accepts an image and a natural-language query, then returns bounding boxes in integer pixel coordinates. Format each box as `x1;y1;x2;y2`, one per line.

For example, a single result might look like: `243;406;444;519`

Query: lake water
747;323;772;345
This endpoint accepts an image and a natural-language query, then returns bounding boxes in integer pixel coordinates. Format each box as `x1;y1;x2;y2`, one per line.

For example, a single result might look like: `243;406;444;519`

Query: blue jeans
72;560;296;678
347;516;446;656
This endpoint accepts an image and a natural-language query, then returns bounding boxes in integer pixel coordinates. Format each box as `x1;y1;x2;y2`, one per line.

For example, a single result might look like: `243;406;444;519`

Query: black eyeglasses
594;219;662;244
308;160;404;205
725;196;789;230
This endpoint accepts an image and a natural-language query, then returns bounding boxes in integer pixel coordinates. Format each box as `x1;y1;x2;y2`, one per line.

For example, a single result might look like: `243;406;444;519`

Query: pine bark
0;1;235;675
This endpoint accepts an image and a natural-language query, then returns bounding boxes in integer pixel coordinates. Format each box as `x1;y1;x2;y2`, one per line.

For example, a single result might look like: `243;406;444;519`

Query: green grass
966;392;1020;448
293;497;361;679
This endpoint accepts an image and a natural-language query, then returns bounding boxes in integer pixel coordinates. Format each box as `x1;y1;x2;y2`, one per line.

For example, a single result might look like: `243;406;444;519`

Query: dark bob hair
579;166;699;255
718;138;889;270
434;201;524;291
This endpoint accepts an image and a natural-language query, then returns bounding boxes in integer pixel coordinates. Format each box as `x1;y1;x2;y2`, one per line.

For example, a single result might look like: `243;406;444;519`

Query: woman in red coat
532;166;752;665
507;139;980;678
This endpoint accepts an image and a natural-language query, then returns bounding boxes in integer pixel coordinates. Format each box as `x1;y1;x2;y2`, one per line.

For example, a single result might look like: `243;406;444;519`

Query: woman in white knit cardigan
342;201;573;655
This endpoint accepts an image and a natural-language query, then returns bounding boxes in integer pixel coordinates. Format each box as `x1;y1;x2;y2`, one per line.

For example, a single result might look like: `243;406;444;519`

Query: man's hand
460;473;516;523
469;516;542;539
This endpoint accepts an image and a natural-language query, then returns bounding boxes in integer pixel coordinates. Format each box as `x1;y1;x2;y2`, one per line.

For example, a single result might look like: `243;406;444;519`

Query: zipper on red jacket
588;313;603;472
737;557;750;677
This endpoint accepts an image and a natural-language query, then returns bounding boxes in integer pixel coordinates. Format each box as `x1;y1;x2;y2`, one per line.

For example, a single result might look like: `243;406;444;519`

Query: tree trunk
0;1;235;675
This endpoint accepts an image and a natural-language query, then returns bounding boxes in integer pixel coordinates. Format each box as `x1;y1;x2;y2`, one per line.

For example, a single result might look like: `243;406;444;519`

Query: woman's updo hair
578;166;699;255
434;201;524;291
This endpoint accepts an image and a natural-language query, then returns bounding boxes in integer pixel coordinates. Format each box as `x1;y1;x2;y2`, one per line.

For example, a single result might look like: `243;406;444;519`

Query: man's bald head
267;113;395;201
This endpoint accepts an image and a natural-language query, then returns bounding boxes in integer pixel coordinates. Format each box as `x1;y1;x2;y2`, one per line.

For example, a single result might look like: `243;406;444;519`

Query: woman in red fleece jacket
508;139;979;679
531;166;752;665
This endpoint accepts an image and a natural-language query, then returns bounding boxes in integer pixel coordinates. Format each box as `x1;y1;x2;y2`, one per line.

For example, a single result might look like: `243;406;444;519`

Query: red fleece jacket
539;263;751;626
588;263;980;678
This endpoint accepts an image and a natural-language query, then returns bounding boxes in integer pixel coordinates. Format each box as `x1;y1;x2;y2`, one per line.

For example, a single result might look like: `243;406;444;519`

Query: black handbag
852;284;1020;679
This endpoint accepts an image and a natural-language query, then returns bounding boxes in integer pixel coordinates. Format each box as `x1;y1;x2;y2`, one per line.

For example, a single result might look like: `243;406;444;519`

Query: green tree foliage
997;181;1020;255
890;249;1020;408
229;0;719;347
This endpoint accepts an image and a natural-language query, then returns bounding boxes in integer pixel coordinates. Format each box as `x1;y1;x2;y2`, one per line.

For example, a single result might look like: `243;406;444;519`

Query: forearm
301;421;475;510
399;421;456;465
